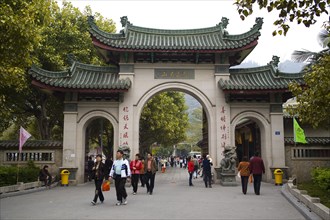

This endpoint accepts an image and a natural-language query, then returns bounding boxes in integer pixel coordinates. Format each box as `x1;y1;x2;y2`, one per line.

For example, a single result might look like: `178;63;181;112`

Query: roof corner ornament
67;54;77;65
217;17;229;37
87;16;95;25
221;17;229;29
255;17;264;26
269;55;280;67
120;16;131;27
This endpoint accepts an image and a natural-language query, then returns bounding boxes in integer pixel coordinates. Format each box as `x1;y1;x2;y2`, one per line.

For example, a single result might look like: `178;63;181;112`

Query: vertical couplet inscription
120;106;129;146
219;106;229;148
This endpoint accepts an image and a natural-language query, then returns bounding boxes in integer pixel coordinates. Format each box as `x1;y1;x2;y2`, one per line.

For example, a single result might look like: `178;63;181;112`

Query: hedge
0;161;40;187
312;167;330;192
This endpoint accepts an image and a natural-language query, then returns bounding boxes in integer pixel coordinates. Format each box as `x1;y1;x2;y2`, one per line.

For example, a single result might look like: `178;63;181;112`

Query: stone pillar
270;104;286;168
118;63;135;160
62;101;78;184
214;64;231;170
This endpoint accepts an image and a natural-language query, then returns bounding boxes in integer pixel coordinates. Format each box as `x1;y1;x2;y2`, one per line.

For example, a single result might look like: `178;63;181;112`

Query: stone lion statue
118;145;131;160
220;146;237;173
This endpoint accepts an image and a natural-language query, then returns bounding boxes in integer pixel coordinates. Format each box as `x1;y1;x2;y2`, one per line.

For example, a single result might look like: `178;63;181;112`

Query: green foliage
86;118;114;157
186;107;203;145
312;167;330;192
140;92;189;153
0;0;116;139
288;54;330;128
0;161;39;187
235;0;329;36
298;181;330;208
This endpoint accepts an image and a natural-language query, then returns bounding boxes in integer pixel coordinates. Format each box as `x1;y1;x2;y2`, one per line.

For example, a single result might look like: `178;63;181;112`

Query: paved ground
1;167;305;220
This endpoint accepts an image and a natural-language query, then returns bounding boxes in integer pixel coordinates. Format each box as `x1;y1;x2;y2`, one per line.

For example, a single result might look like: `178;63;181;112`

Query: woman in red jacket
130;153;142;195
187;156;195;186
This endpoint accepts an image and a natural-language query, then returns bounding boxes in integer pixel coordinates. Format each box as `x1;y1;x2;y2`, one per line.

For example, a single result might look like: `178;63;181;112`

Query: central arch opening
138;90;209;164
84;117;114;182
235;118;261;162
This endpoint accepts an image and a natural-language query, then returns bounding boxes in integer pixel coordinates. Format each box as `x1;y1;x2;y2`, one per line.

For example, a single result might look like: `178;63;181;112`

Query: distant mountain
278;60;306;73
184;94;202;122
231;59;305;73
185;94;201;110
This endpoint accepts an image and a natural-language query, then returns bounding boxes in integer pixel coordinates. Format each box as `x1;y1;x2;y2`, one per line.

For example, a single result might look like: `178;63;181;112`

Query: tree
186;107;203;146
86;118;114;157
288;28;330;128
0;1;116;139
235;0;329;36
140;92;189;154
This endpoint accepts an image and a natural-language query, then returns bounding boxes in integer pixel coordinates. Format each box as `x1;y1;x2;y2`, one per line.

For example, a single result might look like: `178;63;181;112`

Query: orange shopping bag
102;180;110;191
249;175;253;183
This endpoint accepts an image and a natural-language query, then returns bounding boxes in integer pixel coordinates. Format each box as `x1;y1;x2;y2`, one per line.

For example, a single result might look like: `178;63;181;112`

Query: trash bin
60;170;70;186
274;169;283;185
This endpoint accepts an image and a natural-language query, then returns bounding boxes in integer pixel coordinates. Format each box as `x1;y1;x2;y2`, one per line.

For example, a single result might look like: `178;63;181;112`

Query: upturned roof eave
92;36;259;53
221;88;293;94
31;80;130;93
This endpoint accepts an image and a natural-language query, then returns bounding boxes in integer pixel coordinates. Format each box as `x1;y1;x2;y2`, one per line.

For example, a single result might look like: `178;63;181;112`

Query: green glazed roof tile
284;137;330;145
219;60;305;91
0;140;62;149
88;16;263;51
29;61;131;91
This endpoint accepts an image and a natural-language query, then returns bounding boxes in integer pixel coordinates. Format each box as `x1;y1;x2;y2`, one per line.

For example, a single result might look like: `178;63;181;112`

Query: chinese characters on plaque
154;69;195;79
121;106;129;146
219;106;229;148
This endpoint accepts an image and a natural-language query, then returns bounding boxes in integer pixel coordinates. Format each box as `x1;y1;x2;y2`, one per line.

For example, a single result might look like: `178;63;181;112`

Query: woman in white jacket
109;150;131;206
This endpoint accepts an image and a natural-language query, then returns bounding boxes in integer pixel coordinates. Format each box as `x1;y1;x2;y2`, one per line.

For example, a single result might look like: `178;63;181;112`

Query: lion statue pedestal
217;146;238;186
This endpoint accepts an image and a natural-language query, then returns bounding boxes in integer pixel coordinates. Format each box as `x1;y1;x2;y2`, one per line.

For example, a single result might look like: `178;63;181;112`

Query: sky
57;0;328;66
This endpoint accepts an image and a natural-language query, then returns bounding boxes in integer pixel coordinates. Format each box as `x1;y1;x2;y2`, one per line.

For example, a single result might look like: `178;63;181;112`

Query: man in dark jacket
104;155;113;180
144;152;157;195
249;151;265;195
202;154;213;188
39;165;52;188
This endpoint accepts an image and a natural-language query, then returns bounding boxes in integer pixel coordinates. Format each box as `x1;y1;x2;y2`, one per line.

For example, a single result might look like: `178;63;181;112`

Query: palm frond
318;29;330;48
291;49;318;63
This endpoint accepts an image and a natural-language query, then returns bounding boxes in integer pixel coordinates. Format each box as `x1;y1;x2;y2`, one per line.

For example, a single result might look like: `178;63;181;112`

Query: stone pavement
0;167;305;220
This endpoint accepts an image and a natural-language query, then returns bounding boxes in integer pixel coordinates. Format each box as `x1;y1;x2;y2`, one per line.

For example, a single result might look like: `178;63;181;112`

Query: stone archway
75;110;119;183
231;111;272;181
132;82;217;166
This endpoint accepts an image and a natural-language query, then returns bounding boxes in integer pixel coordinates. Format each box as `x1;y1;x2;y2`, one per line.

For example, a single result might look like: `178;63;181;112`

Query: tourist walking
109;150;131;205
144;152;157;195
187;156;194;186
237;156;250;194
202;154;212;188
91;154;105;205
130;153;142;195
249;152;265;195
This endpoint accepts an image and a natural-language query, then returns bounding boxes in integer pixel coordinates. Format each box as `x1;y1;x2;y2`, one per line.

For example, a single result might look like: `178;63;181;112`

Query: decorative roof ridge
29;60;119;79
229;55;304;79
89;15;263;38
276;71;304;79
127;24;224;35
226;17;263;40
88;16;125;39
73;61;118;73
29;64;71;78
229;65;273;74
